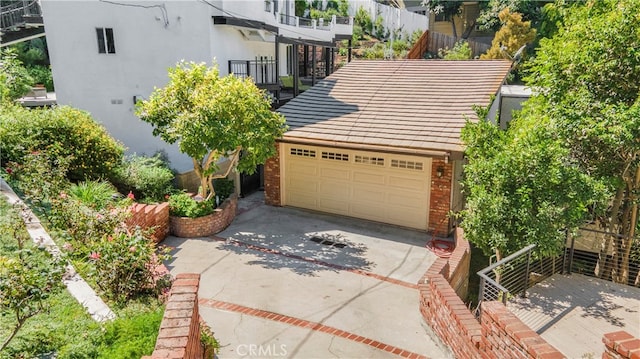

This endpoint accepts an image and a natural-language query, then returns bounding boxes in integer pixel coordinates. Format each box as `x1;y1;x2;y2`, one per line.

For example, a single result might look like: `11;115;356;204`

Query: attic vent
391;159;423;170
290;148;316;157
355;155;384;166
321;151;349;161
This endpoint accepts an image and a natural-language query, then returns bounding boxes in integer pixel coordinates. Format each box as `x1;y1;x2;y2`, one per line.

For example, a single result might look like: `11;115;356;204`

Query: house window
96;27;115;54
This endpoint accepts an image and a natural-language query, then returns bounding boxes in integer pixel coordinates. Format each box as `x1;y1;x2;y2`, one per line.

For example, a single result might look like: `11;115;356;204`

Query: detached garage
265;60;511;235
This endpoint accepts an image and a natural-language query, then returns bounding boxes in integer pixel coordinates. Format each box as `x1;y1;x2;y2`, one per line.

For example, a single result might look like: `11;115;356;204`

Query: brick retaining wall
603;331;640;359
170;195;238;238
419;228;565;359
143;273;203;359
126;202;169;243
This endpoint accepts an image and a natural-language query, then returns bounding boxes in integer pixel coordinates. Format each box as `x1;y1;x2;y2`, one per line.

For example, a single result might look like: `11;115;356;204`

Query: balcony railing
228;57;277;86
1;0;42;31
276;13;352;31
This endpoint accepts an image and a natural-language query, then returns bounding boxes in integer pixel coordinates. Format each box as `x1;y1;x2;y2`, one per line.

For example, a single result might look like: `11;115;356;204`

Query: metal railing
478;244;564;306
477;228;640;312
228;57;277;85
1;0;41;31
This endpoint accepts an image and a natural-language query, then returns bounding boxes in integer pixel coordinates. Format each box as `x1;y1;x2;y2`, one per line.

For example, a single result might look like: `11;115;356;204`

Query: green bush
354;7;372;35
214;178;235;202
68;181;118;210
89;228;171;304
26;65;54;91
168;192;215;218
96;306;164;358
6;150;71;206
0;105;125;182
439;40;473;60
113;153;175;202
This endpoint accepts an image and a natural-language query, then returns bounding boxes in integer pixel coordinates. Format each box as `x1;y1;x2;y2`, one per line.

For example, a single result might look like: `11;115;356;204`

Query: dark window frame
96;27;116;54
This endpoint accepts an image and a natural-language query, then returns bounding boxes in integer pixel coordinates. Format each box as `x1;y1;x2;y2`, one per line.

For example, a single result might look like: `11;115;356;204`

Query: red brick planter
169;194;238;238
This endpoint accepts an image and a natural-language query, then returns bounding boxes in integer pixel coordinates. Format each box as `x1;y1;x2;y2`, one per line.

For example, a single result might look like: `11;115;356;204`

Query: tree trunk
450;17;458;39
620;165;640;284
597;185;625;279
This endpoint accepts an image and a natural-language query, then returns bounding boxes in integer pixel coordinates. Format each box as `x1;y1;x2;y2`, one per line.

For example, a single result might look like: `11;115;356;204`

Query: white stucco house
40;0;354;172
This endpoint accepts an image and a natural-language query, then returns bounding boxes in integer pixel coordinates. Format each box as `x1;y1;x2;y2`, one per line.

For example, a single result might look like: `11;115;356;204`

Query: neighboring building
40;0;353;176
265;59;511;235
404;1;492;41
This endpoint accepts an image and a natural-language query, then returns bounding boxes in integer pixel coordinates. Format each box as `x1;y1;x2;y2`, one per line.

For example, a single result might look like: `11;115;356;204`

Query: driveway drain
309;235;347;248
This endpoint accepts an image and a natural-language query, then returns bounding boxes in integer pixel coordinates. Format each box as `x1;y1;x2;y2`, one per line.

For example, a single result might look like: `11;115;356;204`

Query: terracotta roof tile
278;60;511;154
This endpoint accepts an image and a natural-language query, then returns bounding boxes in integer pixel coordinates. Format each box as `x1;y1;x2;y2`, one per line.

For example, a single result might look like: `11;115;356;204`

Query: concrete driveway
164;193;452;359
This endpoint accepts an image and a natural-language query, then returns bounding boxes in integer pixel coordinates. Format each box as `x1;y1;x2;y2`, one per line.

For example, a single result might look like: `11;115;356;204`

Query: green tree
136;61;286;200
525;0;640;285
481;9;536;60
476;0;549;32
460;102;601;262
438;40;472;60
0;48;33;103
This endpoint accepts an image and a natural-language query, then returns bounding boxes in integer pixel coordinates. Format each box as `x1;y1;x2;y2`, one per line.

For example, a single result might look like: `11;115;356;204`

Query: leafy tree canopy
481;9;536;60
460;102;602;260
136;61;287;200
525;0;640;283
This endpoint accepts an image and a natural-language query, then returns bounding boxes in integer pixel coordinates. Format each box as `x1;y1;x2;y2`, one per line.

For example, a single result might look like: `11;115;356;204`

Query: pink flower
129;246;136;252
107;236;114;242
95;213;104;220
89;252;101;260
5;167;12;175
59;192;68;199
62;243;73;252
127;191;135;200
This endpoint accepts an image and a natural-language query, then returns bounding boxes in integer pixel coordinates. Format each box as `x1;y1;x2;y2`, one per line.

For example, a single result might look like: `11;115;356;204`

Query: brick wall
126;202;170;243
419;228;565;359
170;195;238;238
428;159;452;236
603;331;640;359
264;143;281;206
144;273;203;359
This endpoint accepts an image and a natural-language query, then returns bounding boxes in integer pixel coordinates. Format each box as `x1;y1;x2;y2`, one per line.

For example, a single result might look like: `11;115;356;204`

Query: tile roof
278;59;511;156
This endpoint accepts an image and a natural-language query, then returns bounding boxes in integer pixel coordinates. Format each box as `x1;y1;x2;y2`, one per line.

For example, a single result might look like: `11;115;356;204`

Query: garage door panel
284;144;430;230
287;192;318;209
318;198;349;214
350;203;386;222
289;162;319;176
352;186;385;202
388;176;427;191
287;180;318;194
319;167;350;180
318;182;350;198
352;171;385;185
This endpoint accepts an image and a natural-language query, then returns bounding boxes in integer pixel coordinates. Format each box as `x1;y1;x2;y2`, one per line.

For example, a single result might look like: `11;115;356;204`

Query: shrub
439;40;472;60
168;192;215;218
213;178;235;202
68;181;118;210
354;7;372;35
88;228;171;304
7;150;70;206
0;203;64;351
113;153;175;202
49;195;131;246
0;105;125;182
26;65;54;91
95;306;164;358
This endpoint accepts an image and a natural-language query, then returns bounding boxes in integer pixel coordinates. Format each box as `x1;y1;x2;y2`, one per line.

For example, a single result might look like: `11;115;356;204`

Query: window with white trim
96;27;116;54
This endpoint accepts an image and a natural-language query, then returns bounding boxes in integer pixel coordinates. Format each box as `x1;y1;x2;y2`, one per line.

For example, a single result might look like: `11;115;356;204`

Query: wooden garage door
282;144;431;230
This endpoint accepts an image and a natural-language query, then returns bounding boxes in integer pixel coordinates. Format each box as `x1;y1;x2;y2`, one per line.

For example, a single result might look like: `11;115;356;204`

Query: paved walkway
508;273;640;358
164;192;452;358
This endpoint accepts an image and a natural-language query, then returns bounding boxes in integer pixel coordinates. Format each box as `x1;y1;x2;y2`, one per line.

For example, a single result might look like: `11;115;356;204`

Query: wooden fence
406;31;491;59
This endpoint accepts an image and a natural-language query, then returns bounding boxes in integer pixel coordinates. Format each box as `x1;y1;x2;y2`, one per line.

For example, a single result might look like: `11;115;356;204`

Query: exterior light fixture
436;167;444;178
